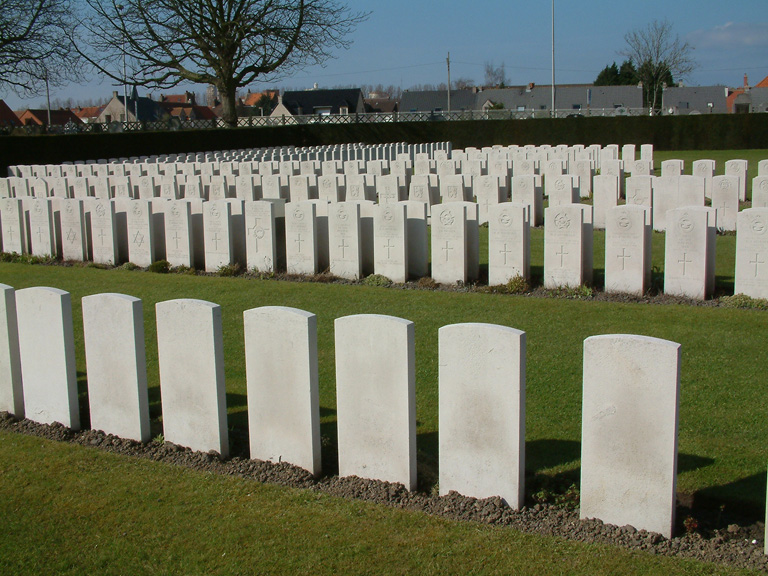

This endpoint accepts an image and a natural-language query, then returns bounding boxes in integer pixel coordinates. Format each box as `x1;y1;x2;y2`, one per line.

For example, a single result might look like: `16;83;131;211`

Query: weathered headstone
15;287;79;429
753;176;768;208
725;159;748;202
155;299;229;456
244;306;321;476
431;203;467;285
335;314;416;490
511;175;543;226
244;200;279;273
439;323;525;508
400;201;429;279
82;293;150;442
711;176;739;232
581;334;680;539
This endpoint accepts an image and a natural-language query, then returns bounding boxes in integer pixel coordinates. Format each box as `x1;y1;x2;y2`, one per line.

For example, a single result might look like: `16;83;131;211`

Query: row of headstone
5;196;768;300
0;283;685;538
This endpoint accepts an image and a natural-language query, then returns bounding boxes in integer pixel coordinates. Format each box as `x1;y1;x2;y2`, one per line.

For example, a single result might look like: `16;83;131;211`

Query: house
364;92;399;114
97;89;164;123
72;105;105;124
661;86;729;115
160;92;197;105
399;89;477;113
727;74;768;113
476;84;644;114
158;93;217;121
0;100;20;127
17;108;83;126
270;88;365;119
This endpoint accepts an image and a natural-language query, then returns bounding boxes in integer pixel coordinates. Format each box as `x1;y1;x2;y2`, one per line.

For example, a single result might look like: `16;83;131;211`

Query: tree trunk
218;82;238;127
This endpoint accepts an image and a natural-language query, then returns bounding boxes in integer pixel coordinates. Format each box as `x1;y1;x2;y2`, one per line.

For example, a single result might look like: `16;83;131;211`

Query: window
572;104;582;110
339;106;349;115
517;105;526;112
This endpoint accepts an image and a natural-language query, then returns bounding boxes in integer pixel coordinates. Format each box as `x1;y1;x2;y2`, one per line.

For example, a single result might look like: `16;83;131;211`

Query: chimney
744;73;749;88
113;90;118;99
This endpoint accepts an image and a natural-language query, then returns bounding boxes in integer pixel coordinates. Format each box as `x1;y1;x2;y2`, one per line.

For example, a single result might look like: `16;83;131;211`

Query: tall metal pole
551;0;556;118
45;72;52;126
117;4;128;123
446;52;451;114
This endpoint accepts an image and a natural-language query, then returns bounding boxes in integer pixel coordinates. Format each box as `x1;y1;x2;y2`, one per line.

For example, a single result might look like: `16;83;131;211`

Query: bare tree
621;19;696;114
484;61;506;88
0;0;82;96
78;0;368;126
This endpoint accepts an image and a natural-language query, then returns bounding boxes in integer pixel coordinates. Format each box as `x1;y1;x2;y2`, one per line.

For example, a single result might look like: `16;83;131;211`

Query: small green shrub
362;274;392;287
148;260;170;274
217;263;242;277
0;252;56;265
170;265;197;275
720;294;768;310
120;262;139;271
86;262;111;270
417;276;437;290
550;284;593;299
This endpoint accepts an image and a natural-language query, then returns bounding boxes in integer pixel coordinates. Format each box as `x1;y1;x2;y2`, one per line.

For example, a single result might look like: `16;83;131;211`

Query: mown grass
0;430;757;576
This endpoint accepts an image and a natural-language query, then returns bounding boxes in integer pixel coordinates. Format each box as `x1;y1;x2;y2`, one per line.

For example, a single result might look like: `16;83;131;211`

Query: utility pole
551;0;556;118
446;52;451;114
45;71;52;126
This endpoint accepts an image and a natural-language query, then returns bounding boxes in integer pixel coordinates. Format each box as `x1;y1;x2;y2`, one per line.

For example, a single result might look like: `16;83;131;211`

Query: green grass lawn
2;430;754;576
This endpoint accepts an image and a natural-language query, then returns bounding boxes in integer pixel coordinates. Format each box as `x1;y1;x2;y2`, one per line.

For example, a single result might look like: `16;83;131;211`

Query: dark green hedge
4;113;767;173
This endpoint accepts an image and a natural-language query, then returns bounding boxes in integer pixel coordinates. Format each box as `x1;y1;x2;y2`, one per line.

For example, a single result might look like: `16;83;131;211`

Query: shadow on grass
77;370;90;430
687;471;767;525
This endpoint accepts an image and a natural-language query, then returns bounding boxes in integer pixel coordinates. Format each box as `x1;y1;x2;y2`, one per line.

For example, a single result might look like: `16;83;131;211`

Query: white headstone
488;203;530;285
328;202;362;280
400;201;429;279
164;201;193;267
88;200;118;265
285;202;318;275
59;199;87;261
203;201;233;271
711;176;739;232
431;203;467;285
592;175;620;230
244;200;279;273
156;299;229;456
511;175;543;226
335;314;416;490
664;207;716;299
735;208;768;299
16;287;79;429
1;198;25;254
126;199;154;267
725;159;748;202
0;284;23;416
244;306;321;476
439;323;525;508
605;205;652;296
82;293;150;442
544;205;587;288
373;203;408;282
753;176;768;208
581;334;680;538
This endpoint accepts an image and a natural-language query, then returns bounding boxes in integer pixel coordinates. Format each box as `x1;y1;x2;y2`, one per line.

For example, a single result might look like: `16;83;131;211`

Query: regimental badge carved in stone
555;179;565;191
554;212;570;230
719;179;730;191
618;212;632;229
171;204;180;218
95;203;106;217
65;202;74;215
337;207;348;221
499;212;512;227
293;208;304;221
679;214;694;233
761;179;768;192
133;203;143;217
383;208;394;222
33;201;42;215
440;209;455;226
751;216;766;235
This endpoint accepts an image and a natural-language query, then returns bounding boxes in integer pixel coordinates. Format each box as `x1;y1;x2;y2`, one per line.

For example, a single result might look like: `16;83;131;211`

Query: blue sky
7;0;768;109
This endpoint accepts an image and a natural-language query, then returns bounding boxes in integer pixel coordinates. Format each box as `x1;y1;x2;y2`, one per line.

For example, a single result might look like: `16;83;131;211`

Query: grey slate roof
661;86;729;115
280;88;365;115
732;88;768;113
399;90;477;112
476;85;643;112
